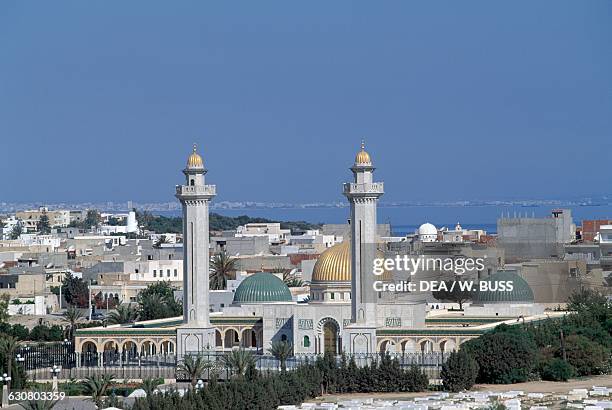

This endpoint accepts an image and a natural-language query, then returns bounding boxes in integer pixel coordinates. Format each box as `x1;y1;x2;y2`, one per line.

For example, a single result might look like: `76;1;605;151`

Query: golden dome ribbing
187;144;204;169
312;241;392;282
354;140;372;165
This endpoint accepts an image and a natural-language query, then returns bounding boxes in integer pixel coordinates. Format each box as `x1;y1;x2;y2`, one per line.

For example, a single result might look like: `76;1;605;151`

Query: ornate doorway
320;318;339;354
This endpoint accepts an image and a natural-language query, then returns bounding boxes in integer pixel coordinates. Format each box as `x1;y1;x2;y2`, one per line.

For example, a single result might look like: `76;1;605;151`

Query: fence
18;344;448;381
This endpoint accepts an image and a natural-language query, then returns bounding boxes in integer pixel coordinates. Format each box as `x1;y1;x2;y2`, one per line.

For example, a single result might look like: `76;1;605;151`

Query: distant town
1;194;611;214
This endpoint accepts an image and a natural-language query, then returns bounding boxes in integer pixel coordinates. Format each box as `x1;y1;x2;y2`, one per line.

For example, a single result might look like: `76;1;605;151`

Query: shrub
441;349;479;392
560;335;609;376
463;327;537;384
539;358;574;381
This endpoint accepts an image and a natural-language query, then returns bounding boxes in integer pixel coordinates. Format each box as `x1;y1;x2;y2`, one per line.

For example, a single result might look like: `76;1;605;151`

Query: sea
153;204;612;237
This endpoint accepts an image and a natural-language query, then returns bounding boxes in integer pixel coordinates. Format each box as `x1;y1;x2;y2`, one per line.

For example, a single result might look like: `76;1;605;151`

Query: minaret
175;144;216;355
342;141;384;354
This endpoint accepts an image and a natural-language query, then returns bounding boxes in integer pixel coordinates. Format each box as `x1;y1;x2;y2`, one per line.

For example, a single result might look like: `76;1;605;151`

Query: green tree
268;340;292;372
137;282;182;321
17;387;59;409
61;273;89;308
63;306;84;341
177;355;216;386
153;235;168;248
539;357;574;381
9;223;22;240
561;334;609;376
282;271;304;288
441;349;479;392
83;210;101;229
0;335;20;389
463;326;537;384
36;211;51;234
107;304;138;325
139;377;163;397
223;349;257;378
0;294;10;323
209;251;236;290
432;279;474;310
82;374;115;408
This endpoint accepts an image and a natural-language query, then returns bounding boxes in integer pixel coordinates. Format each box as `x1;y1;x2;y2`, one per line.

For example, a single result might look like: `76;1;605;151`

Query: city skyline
1;1;611;203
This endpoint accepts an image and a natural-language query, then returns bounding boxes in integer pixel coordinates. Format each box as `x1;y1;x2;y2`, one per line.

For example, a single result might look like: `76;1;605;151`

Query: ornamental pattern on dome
473;271;535;304
187;143;204;169
312;241;392;283
233;272;293;304
354;141;372;165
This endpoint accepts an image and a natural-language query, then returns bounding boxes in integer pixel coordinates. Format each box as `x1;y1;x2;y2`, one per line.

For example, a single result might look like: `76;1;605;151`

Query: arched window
303;335;310;348
281;334;287;342
190;179;195;186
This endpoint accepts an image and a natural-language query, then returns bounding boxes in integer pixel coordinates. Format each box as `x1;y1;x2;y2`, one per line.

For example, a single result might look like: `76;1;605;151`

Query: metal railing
18;344;448;381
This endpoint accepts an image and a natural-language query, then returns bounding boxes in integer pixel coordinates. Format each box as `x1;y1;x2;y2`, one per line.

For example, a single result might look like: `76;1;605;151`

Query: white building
417;222;438;242
236;223;290;245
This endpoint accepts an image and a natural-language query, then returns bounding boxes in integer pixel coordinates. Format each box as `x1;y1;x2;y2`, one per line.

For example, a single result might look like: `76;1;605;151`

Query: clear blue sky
1;1;610;203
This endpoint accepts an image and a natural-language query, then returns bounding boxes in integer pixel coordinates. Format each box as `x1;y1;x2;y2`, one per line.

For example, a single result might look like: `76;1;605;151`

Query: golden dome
312;241;392;282
354;140;372;165
187;144;204;169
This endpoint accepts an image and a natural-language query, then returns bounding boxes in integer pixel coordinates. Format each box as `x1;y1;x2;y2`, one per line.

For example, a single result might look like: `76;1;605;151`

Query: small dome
312;241;392;283
233;272;292;304
186;144;204;169
473;271;534;304
354;141;372;165
418;223;438;236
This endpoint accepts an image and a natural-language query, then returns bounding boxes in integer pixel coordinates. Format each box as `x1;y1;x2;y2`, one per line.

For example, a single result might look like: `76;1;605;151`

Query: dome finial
186;143;204;169
354;139;372;165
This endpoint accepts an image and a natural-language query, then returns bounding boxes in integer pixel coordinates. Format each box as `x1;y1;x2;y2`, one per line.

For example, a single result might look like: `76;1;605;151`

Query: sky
1;1;611;204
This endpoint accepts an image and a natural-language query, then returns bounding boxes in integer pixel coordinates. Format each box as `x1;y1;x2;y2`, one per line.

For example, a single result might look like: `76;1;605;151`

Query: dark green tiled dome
233;272;293;304
473;271;534;304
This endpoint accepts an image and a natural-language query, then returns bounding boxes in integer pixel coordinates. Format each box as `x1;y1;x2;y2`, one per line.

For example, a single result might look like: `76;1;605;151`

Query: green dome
233;272;293;304
473;271;534;304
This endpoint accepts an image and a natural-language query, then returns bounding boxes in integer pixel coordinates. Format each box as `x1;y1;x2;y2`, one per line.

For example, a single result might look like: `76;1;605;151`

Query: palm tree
18;387;59;410
209;251;236;290
140;377;162;397
282;271;304;288
223;349;257;378
63;306;83;341
268;340;293;372
154;235;168;248
107;304;138;325
82;374;115;408
177;355;216;387
0;336;20;388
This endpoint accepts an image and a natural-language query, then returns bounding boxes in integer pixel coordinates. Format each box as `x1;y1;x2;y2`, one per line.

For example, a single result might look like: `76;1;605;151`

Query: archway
224;329;240;349
323;321;339;355
141;340;157;356
400;339;417;354
81;341;98;354
241;329;257;348
81;341;98;367
215;330;222;348
379;339;396;354
160;340;174;354
419;339;434;354
103;341;119;365
439;339;456;354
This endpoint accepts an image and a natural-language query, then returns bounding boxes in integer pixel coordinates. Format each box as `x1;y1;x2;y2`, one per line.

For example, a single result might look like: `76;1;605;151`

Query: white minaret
175;144;217;355
342;141;384;354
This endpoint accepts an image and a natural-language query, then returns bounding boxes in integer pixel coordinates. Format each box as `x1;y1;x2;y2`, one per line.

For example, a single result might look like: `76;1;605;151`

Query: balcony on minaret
343;182;384;196
175;184;216;197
